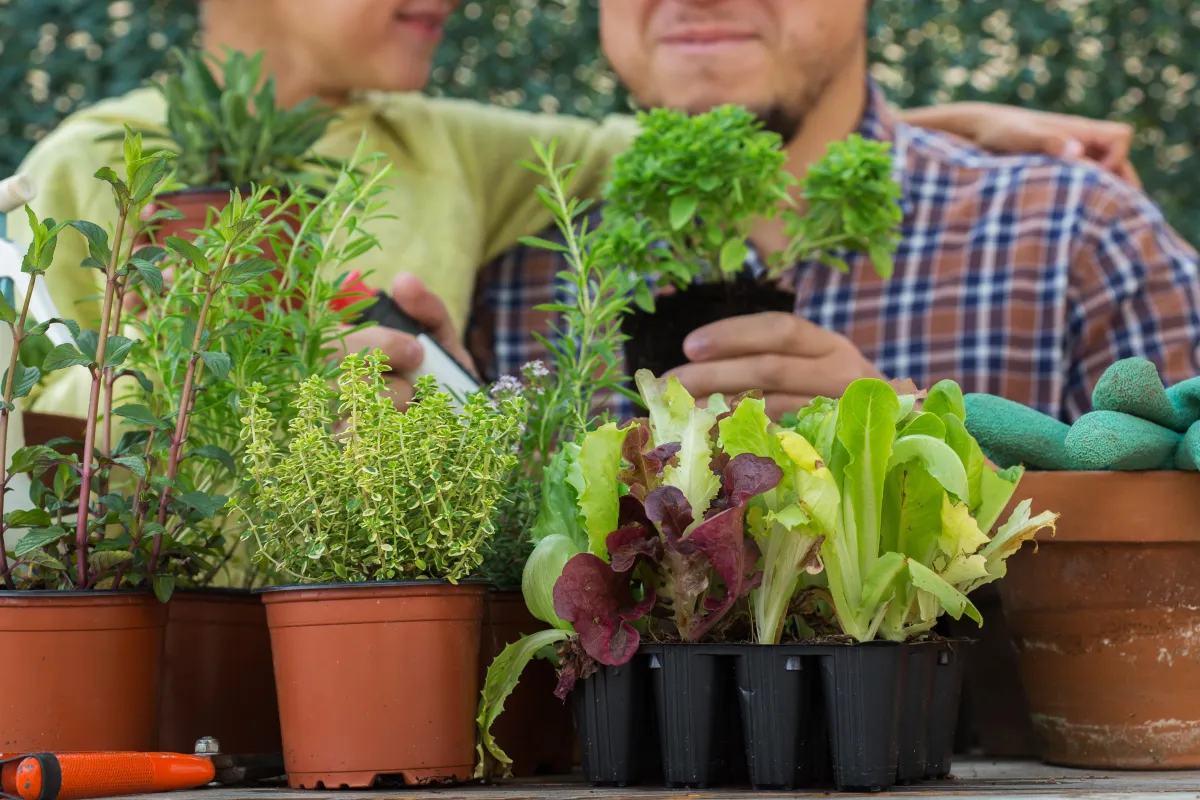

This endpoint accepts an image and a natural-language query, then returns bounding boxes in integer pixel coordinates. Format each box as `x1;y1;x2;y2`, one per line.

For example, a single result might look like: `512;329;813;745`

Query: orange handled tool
1;753;215;800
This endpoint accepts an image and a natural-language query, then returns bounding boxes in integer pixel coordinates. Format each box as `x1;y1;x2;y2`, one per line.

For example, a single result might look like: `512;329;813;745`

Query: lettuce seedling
550;372;781;674
479;372;787;772
810;378;1059;642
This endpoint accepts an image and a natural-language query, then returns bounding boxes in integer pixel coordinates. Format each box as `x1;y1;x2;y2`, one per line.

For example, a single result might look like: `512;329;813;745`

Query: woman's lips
395;13;447;40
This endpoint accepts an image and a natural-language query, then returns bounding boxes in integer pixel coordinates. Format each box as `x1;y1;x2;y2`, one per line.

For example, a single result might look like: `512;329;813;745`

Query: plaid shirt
467;82;1200;423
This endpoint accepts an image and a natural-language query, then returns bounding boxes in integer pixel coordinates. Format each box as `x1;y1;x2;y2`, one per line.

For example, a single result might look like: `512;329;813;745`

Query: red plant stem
0;274;41;589
149;270;220;573
74;211;129;589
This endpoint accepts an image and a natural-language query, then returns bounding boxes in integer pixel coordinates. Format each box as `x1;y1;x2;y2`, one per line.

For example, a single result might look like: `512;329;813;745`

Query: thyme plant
239;353;525;584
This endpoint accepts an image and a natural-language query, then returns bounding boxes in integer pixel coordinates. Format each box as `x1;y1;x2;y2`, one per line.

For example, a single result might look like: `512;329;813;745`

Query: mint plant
0;128;280;595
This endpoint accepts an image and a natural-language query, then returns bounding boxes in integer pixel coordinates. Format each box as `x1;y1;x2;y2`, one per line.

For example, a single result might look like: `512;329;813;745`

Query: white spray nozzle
0;175;37;215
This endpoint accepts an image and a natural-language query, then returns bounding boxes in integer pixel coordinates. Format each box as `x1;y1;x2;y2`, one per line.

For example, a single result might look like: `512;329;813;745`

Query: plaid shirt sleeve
1063;173;1200;420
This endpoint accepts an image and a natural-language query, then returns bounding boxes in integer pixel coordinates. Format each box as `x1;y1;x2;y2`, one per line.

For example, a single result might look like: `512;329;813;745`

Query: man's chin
644;83;769;116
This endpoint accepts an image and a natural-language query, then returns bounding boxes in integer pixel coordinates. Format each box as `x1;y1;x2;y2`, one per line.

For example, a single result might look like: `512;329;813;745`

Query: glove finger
964;393;1073;470
1066;410;1181;471
1175;420;1200;471
1166;376;1200;432
1092;358;1185;432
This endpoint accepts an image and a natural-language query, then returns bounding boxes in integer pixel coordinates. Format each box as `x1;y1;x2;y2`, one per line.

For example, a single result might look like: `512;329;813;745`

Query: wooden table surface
111;760;1200;800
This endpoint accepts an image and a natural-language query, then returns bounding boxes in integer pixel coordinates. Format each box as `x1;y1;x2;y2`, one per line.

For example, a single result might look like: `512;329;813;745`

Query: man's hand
335;274;478;408
665;313;882;420
901;103;1142;189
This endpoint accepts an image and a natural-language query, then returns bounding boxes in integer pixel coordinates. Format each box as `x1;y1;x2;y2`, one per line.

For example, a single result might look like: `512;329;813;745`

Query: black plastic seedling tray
572;639;966;793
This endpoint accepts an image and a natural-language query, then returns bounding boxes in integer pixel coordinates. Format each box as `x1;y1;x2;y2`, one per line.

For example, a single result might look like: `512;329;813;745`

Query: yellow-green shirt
7;87;636;417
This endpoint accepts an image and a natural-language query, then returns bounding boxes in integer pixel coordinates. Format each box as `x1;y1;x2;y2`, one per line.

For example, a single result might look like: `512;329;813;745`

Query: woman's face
241;0;459;95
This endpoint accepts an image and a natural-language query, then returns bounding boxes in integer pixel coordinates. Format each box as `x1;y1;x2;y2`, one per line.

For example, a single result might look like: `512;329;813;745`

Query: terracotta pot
999;470;1200;769
21;411;85;446
151;187;301;250
939;585;1039;758
480;589;575;776
157;589;281;755
152;187;240;240
0;591;166;751
147;188;302;317
261;581;486;788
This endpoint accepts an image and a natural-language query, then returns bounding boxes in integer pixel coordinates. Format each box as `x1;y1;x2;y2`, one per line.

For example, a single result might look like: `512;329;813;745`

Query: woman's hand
901;103;1142;189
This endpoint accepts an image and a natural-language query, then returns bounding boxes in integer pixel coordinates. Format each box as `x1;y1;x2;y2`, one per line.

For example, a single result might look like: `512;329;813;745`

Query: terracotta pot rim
256;577;491;595
158;185;255;199
0;588;155;599
1023;469;1195;476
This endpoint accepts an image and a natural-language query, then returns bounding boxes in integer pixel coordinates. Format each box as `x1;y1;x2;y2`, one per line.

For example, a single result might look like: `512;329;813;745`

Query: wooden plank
108;760;1200;800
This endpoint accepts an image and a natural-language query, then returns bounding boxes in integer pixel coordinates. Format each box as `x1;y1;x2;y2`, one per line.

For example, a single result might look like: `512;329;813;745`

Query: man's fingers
682;313;836;363
390;274;480;375
384;374;415;409
765;394;816;422
336;325;424;373
667;355;843;400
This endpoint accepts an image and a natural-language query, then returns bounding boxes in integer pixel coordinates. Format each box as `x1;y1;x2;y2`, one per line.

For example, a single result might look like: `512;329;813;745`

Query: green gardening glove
1092;357;1200;433
963;394;1073;470
1064;410;1181;470
963;358;1200;472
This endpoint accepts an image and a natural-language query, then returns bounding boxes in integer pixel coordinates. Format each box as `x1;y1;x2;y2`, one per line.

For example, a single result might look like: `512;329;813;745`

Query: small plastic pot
649;644;745;789
819;641;907;792
261;580;485;788
157;588;280;755
0;590;166;751
574;651;657;786
896;641;938;783
926;640;969;779
735;644;819;790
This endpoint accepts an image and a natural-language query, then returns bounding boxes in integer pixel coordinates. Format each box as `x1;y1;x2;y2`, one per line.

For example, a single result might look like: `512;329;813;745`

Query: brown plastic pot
157;589;281;755
0;591;166;751
999;470;1200;769
261;580;486;788
480;589;575;776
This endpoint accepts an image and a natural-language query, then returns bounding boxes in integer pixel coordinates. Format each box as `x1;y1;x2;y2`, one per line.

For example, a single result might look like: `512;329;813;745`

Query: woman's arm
899;103;1142;188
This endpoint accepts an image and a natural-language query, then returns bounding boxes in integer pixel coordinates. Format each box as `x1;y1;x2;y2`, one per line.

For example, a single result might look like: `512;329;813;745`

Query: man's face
601;0;869;140
253;0;459;93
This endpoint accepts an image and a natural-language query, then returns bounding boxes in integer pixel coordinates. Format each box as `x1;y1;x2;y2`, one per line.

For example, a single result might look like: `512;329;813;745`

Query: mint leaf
199;351;232;381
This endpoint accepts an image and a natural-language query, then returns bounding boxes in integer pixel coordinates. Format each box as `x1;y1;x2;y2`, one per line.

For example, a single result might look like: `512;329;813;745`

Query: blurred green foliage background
0;0;1196;243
